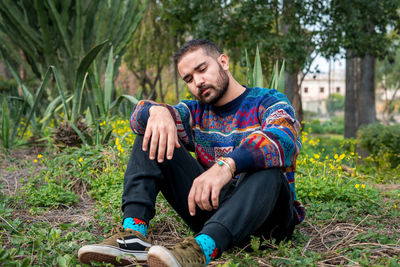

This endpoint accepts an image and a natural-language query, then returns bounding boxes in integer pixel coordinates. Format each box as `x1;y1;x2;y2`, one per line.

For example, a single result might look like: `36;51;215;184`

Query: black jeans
122;135;296;254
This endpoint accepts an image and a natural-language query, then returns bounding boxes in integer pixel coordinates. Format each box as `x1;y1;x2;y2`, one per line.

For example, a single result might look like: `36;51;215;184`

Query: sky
311;56;345;74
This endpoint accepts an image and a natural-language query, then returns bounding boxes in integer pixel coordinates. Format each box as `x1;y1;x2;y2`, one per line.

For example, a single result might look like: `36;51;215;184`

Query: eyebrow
182;61;206;81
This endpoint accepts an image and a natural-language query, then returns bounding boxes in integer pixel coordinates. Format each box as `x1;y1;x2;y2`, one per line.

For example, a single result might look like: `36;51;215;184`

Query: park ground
0;124;399;266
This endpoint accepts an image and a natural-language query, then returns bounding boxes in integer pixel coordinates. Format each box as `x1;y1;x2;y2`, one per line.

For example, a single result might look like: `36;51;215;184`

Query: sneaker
78;226;151;266
147;237;206;267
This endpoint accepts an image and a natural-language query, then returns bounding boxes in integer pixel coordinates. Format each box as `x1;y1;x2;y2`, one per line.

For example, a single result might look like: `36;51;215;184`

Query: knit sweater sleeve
225;99;301;173
129;99;195;150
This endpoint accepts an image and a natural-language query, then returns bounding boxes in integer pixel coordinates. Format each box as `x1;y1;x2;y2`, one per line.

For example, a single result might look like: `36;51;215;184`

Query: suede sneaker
78;226;151;266
147;237;206;267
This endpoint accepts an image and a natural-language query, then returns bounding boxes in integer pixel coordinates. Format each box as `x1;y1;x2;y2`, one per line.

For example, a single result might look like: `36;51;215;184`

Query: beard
195;64;229;105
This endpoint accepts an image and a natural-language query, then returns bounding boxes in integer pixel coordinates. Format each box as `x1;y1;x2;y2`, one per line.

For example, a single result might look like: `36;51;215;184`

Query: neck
214;74;245;106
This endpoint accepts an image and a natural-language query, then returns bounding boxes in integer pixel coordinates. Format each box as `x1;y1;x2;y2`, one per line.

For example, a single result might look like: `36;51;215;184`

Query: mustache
198;84;214;94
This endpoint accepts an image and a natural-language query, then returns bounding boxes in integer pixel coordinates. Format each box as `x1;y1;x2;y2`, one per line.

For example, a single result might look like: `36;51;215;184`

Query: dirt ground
1;149;399;266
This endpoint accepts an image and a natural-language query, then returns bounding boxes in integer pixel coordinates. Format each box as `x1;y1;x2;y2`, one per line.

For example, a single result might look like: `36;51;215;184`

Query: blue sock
123;217;148;237
195;234;218;265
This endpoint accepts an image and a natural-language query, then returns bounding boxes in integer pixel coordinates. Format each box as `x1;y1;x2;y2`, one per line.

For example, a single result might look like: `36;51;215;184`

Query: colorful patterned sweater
130;87;305;224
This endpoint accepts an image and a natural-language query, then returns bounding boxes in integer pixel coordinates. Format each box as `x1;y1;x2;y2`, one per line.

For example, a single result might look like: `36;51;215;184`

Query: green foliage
358;123;400;167
0;0;147;92
0;1;146;148
124;0;176;101
0;44;139;149
245;47;285;92
2;118;400;266
326;93;345;117
306;117;344;135
321;0;399;58
377;43;400;92
23;180;78;207
1;95;9;148
2;123;400;265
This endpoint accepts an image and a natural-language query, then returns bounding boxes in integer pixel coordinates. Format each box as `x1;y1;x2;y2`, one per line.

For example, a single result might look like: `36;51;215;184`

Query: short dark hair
173;39;222;66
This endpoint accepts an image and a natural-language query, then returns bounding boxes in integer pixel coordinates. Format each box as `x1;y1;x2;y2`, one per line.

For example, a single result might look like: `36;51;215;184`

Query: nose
194;74;204;88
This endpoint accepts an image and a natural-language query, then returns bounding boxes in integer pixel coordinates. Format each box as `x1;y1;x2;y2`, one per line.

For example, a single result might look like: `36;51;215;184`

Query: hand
143;106;181;162
188;162;233;216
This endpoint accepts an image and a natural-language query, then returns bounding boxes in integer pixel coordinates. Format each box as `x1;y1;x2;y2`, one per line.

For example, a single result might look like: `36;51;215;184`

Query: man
78;39;305;267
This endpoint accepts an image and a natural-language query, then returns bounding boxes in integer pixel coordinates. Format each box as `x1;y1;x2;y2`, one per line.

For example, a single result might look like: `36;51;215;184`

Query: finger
211;186;221;210
142;127;152;151
201;185;212;211
188;186;196;216
157;132;167;162
149;130;159;160
195;186;204;210
175;138;181;148
166;132;176;160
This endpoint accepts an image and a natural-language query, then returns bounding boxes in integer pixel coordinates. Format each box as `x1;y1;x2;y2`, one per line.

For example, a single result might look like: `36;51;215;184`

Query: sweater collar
211;86;251;116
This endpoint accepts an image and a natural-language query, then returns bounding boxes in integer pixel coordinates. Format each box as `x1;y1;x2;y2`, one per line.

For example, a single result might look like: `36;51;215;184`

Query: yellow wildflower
334;154;338;160
313;154;320;159
339;154;345;160
361;184;365;189
115;138;120;146
355;184;360;189
78;158;84;162
34;159;38;163
394;204;397;209
37;154;43;159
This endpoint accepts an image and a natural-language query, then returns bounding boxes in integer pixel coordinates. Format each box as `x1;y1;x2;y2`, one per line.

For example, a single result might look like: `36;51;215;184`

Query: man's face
177;48;229;105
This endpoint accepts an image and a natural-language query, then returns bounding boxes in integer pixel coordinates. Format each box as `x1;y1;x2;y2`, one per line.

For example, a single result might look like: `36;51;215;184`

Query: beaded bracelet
217;157;235;177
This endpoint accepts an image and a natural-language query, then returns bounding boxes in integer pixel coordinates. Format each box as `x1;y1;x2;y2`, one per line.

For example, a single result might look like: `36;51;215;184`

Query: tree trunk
358;54;376;128
0;61;12;79
292;86;303;123
285;71;303;122
284;71;295;104
159;73;165;103
344;50;357;138
174;36;180;104
174;63;179;104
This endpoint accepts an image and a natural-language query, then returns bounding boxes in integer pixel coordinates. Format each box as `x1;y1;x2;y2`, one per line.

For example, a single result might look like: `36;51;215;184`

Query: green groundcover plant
1;119;399;266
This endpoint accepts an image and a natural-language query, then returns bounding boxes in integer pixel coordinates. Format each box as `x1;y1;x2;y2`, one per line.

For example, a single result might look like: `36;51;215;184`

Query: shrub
358;123;400;167
306;117;344;135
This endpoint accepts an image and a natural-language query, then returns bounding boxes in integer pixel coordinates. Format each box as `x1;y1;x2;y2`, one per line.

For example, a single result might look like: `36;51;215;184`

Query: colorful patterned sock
123;217;148;237
195;234;218;265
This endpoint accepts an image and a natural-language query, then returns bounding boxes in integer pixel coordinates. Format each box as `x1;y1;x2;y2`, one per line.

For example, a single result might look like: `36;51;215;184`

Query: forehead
177;48;213;76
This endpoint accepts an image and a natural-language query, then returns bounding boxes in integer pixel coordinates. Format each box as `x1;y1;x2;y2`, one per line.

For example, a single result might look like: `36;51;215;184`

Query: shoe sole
78;244;147;266
147;246;180;267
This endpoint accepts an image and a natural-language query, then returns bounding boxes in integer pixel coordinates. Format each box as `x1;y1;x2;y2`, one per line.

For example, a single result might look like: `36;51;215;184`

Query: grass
0;120;399;266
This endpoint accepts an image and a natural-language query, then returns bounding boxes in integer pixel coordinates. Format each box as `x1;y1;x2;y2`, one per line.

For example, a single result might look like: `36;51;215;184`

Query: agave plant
245;46;285;92
0;0;147;93
0;1;147;149
1;42;140;149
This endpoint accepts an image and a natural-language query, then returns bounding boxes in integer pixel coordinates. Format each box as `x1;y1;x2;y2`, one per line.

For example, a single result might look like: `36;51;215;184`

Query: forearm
130;100;160;134
226;106;300;173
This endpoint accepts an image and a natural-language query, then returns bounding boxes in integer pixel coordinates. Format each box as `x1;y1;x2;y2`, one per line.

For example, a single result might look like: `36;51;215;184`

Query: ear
218;54;230;71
